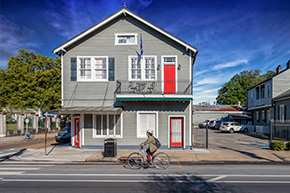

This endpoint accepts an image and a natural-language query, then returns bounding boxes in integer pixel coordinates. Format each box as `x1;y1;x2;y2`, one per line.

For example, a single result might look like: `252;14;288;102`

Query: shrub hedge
270;141;285;151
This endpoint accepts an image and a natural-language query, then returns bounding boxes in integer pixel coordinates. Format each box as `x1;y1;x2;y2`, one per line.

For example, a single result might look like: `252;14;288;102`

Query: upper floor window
115;33;138;45
77;56;108;81
128;56;157;81
267;85;270;98
256;87;259;100
261;85;265;99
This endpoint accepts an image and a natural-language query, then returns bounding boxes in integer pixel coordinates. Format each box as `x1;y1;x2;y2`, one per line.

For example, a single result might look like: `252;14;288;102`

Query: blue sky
1;0;290;104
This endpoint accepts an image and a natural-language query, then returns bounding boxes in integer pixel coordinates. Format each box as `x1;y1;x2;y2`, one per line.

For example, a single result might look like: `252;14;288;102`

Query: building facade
53;6;198;149
247;61;290;133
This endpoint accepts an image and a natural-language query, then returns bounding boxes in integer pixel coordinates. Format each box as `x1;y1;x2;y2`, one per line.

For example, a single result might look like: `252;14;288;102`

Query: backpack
154;137;161;148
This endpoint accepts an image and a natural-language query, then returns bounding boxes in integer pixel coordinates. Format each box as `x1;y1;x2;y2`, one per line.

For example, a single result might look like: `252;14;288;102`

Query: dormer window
115;33;138;45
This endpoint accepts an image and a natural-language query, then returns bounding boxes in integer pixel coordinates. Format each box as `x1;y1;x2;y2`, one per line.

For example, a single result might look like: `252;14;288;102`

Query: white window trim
168;115;186;149
114;33;138;45
92;112;123;138
77;56;109;82
279;105;285;121
161;55;178;93
137;111;158;138
128;55;157;81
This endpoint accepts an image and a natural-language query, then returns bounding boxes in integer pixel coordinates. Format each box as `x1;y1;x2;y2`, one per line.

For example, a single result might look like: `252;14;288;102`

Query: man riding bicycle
140;129;157;163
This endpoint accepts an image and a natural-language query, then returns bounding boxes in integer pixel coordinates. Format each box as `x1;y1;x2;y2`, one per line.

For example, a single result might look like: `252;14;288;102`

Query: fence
269;120;290;144
4;114;61;137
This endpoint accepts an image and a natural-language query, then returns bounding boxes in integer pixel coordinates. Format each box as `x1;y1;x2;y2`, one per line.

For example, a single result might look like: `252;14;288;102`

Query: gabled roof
273;89;290;101
52;6;197;55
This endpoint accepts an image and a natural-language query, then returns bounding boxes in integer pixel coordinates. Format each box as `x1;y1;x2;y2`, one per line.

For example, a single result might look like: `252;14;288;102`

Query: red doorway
164;65;176;94
170;117;184;147
74;118;80;147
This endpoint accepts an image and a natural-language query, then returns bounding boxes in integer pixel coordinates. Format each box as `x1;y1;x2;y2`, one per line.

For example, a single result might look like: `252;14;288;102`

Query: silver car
220;122;242;133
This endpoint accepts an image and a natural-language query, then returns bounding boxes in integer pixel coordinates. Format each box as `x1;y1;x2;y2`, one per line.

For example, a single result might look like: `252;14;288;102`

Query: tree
216;70;275;105
0;49;61;111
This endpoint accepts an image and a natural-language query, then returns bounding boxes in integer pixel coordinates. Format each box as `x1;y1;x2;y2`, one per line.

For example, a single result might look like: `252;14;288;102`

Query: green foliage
287;142;290;151
0;49;61;111
270;141;286;151
216;70;275;105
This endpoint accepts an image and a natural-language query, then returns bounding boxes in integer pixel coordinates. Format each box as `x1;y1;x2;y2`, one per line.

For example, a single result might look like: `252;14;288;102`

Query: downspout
191;50;198;149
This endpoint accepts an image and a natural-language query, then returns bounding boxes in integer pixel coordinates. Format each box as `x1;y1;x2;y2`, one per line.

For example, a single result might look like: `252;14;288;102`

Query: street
0;164;290;193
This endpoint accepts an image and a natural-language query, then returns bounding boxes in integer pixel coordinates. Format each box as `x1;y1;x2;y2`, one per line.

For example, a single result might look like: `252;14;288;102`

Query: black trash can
104;138;117;157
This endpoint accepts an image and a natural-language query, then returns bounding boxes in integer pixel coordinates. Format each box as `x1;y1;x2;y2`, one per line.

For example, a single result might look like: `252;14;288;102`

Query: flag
140;34;143;57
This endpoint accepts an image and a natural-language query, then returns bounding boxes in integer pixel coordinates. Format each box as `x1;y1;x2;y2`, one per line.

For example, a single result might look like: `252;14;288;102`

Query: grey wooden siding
62;15;191;107
82;102;190;147
273;70;290;98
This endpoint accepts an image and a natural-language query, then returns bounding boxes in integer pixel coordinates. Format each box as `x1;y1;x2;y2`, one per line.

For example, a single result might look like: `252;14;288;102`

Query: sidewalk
13;145;290;165
0;132;57;145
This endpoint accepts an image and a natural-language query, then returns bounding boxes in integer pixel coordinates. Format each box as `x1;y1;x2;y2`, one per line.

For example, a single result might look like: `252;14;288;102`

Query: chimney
276;65;282;74
287;60;290;69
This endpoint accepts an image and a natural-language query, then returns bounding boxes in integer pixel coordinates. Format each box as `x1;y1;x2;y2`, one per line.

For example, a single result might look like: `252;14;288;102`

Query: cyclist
140;129;157;163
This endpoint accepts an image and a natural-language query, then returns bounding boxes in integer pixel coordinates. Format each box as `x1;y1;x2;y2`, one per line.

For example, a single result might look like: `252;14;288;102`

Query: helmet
146;129;153;134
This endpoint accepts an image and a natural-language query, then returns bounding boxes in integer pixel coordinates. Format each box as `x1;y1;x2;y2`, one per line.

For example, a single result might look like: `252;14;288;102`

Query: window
262;111;265;122
279;105;285;121
256;87;259;100
115;33;138;45
137;112;158;138
77;56;108;81
250;91;254;102
94;114;122;137
129;56;157;81
256;111;259;122
261;85;265;99
266;110;270;123
267;85;270;98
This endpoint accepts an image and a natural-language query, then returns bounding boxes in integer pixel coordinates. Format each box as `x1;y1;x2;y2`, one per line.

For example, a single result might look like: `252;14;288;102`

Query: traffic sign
42;111;58;118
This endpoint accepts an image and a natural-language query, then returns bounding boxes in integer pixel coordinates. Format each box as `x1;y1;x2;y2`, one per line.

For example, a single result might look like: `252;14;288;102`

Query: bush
270;141;286;151
286;142;290;151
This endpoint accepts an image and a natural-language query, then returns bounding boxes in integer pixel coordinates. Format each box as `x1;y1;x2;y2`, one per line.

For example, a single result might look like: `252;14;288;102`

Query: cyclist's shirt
143;135;157;153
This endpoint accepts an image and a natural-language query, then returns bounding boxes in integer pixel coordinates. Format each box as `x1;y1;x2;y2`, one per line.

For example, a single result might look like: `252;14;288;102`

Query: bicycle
127;146;170;170
23;130;34;141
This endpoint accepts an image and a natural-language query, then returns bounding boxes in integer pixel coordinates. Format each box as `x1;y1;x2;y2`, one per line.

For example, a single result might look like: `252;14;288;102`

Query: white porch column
47;118;51;132
0;114;6;137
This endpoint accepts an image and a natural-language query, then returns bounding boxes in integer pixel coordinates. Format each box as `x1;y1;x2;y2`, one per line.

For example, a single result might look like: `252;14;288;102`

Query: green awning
116;97;192;101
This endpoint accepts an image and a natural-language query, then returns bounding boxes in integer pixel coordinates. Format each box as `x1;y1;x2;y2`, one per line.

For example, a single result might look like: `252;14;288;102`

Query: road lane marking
19;173;290;177
1;179;290;183
208;175;228;182
0;172;24;175
0;167;41;170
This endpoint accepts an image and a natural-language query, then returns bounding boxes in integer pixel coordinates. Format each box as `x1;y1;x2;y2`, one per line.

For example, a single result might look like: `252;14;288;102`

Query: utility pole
45;117;47;156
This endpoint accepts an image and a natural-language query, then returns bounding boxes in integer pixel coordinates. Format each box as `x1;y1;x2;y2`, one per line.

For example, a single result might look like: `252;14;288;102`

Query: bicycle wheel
127;152;144;169
153;152;170;169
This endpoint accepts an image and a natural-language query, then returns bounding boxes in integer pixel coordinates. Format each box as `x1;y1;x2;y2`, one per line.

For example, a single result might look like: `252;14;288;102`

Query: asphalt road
0;164;289;193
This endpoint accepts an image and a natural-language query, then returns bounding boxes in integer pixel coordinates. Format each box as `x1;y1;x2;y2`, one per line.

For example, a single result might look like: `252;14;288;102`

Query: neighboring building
272;89;290;140
247;60;290;133
52;6;198;149
192;105;249;127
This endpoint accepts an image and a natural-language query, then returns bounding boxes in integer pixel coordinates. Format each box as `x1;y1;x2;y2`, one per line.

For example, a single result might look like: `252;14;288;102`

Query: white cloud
0;15;39;68
213;59;248;70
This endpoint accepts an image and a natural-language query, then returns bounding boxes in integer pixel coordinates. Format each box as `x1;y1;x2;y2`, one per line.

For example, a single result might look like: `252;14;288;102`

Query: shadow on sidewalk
0;149;27;162
219;146;276;162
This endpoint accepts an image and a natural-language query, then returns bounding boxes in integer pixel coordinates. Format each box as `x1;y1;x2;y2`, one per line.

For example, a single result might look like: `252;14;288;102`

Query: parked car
220;122;242;133
55;126;71;143
208;120;217;128
214;121;222;129
199;120;210;128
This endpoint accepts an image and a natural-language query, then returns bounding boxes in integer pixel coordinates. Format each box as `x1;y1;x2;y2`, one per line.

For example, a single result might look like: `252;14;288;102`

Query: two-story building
52;6;198;149
247;60;290;133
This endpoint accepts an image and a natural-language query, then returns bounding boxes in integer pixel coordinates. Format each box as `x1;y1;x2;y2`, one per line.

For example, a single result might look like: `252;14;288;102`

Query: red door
74;118;80;147
170;117;183;147
164;65;176;94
